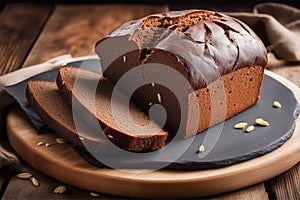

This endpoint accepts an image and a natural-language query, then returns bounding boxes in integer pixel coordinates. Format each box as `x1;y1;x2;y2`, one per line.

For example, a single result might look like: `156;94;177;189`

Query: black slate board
5;59;299;170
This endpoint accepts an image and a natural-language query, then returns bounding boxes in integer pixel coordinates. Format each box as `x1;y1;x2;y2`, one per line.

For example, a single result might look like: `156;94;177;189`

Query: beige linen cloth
227;3;300;63
0;3;299;169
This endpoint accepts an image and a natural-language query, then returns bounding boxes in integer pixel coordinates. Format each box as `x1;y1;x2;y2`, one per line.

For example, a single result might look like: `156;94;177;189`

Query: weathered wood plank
0;133;19;199
22;4;169;67
2;164;120;199
266;163;300;199
0;4;52;196
0;3;53;75
211;184;268;200
0;166;14;198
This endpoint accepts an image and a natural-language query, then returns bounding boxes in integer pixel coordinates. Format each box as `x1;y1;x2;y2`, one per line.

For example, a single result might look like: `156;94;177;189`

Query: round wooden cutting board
6;70;300;198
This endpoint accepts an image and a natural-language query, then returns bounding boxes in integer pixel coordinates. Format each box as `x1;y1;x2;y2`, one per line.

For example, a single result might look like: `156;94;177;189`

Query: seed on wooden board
45;143;51;147
30;176;40;187
37;142;44;146
90;192;100;197
245;125;255;133
17;172;32;179
273;101;281;108
79;137;84;140
54;185;67;194
234;122;248;129
107;134;114;139
56;138;66;144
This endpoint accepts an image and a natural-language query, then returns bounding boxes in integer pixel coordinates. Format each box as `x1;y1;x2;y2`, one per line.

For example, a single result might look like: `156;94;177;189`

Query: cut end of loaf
57;66;168;151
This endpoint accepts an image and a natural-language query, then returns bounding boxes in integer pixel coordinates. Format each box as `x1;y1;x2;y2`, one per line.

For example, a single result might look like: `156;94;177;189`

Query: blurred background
1;0;299;11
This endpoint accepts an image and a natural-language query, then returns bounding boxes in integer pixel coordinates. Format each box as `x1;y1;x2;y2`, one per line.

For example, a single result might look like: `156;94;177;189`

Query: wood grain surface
2;165;118;199
22;4;169;67
0;3;53;75
5;70;300;198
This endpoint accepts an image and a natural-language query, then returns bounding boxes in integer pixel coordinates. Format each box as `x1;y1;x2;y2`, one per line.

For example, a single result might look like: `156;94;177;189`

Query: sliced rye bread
56;66;168;151
26;80;104;149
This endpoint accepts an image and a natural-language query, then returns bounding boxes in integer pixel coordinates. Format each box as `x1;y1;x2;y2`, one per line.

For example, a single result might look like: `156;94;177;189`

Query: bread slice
26;80;104;149
56;66;168;151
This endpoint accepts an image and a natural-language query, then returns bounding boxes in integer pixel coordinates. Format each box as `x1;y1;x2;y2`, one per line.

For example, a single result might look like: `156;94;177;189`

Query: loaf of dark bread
26;80;103;149
95;9;268;138
56;66;168;151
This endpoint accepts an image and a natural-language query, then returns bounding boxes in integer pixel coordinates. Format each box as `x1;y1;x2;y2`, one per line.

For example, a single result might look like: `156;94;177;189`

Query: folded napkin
227;2;300;62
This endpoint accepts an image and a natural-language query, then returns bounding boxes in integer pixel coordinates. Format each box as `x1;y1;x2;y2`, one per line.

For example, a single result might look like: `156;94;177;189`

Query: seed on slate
198;144;205;153
234;122;248;129
273;101;281;108
255;118;270;126
245;125;255;133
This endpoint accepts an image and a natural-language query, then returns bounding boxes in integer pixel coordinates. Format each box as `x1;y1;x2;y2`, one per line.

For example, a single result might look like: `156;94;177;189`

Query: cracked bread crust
96;9;267;89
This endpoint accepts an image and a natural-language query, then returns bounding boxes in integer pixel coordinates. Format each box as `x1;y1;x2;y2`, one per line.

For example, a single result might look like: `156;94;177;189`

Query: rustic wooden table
0;3;299;199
